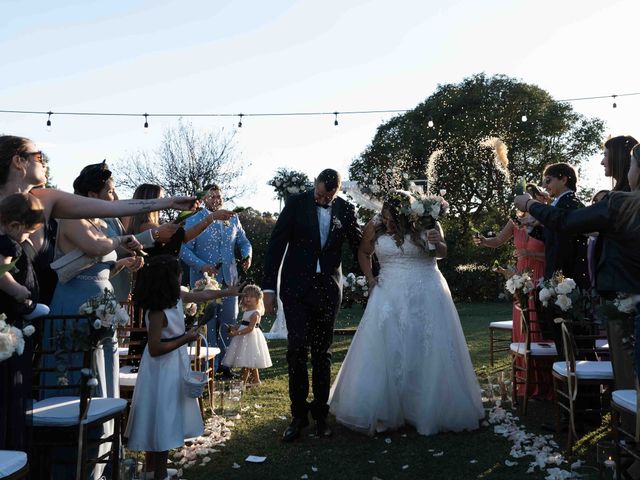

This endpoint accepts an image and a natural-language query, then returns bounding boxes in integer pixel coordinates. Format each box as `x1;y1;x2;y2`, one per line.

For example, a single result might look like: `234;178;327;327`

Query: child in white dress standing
223;284;272;386
125;255;241;480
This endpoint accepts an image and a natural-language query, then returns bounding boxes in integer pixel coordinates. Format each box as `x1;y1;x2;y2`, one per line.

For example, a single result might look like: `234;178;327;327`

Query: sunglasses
543;175;562;185
20;151;44;165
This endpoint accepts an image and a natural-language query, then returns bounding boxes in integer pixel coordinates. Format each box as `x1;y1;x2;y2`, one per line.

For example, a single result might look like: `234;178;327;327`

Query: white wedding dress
329;234;484;436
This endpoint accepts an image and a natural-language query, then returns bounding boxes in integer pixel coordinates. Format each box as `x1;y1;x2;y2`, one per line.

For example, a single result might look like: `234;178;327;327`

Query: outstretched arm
32;188;196;220
474;220;515;248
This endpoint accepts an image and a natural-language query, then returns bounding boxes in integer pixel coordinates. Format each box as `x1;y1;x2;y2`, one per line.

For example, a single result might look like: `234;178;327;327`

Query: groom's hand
264;291;276;315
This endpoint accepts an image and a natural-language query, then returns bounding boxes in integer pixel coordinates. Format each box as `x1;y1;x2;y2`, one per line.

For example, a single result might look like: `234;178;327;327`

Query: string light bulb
427;117;434;128
334;112;339;126
612;95;617;108
143;113;149;132
521;114;528;122
46;111;52;131
238;114;243;128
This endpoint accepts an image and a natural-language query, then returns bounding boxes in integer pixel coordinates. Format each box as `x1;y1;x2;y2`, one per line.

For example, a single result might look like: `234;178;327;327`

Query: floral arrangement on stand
268;168;312;202
341;273;370;307
538;272;580;313
0;313;35;362
55;288;129;386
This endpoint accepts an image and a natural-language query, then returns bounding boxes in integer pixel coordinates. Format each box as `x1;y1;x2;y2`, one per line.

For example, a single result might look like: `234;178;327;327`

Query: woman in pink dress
475;184;551;399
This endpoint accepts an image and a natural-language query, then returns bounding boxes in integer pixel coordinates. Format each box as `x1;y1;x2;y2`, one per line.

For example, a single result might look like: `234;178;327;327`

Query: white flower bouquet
538;272;578;313
78;288;129;329
396;191;449;254
0;313;35;362
268;168;312;201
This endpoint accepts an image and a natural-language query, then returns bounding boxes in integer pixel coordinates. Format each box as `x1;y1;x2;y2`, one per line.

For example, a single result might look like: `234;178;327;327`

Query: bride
329;191;484;436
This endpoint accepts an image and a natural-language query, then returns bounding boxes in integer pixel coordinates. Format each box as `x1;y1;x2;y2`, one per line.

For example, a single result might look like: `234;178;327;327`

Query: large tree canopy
349;73;605;300
350;73;604;224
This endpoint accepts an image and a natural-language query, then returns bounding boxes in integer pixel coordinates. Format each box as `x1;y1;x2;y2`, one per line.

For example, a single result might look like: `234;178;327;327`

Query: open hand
514;193;533;212
170;196;198;211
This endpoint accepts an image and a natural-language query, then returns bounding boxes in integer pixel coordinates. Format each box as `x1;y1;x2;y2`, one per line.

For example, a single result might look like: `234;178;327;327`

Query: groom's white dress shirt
316;204;332;273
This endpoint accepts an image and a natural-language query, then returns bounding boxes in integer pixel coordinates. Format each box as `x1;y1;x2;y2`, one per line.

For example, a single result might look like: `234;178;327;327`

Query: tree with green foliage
349;73;604;301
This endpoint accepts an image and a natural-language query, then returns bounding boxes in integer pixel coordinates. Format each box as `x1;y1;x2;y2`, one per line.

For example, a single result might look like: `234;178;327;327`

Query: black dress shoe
315;419;332;438
282;417;309;443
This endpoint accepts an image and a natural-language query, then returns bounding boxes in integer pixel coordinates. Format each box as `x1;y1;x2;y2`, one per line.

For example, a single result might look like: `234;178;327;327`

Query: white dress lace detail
329;234;484;436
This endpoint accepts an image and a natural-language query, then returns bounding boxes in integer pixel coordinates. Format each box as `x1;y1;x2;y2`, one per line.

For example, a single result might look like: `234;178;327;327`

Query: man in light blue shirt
181;184;252;378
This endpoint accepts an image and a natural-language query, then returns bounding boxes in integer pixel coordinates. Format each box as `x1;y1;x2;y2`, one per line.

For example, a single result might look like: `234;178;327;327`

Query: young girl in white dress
125;255;241;480
223;284;272;386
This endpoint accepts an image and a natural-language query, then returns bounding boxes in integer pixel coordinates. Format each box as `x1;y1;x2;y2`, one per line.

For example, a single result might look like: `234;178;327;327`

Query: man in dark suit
263;169;362;442
538;162;589;351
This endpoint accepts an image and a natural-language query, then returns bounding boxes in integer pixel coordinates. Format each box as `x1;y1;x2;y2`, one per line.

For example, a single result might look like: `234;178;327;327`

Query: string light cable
1;91;638;128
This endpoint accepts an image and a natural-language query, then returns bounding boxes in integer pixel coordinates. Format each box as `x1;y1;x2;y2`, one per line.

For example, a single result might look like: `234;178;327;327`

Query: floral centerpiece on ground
268;168;312;202
0;313;35;362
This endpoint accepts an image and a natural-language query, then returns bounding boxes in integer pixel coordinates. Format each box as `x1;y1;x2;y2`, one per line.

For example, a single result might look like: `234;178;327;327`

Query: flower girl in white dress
125;255;241;480
223;284;272;386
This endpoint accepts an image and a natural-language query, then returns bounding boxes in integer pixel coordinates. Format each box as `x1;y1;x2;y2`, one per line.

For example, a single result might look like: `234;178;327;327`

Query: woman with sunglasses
0;135;196;455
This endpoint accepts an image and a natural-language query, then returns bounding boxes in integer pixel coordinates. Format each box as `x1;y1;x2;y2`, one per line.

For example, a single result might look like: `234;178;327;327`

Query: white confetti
311;466;318;472
433;451;444;457
402;465;409;470
504;460;517;467
232;462;241;469
301;475;308;479
384;438;392;444
469;460;478;464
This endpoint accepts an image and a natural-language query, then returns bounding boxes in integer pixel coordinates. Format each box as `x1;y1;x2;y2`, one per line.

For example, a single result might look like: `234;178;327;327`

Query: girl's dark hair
0;135;31;187
591;189;610;204
604;135;638;192
133;254;181;311
126;183;164;235
543;163;578;191
72;160;112;196
375;191;427;251
0;193;45;228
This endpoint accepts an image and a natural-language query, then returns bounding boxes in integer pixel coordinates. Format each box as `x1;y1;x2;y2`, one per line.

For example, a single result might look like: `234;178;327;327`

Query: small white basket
183;333;209;398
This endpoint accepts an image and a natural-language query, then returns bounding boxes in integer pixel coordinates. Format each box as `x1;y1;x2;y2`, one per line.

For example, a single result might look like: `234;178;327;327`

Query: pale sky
1;0;638;211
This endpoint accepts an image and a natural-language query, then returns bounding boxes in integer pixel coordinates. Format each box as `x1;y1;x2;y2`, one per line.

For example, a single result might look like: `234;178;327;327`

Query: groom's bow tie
315;202;332;209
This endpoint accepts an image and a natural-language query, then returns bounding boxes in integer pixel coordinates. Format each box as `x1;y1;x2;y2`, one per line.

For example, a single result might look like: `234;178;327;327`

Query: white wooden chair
489;320;513;366
0;450;28;479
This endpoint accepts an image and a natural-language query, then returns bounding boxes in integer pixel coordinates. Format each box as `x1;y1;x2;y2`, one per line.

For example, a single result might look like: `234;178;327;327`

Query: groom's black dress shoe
282;417;309;443
315;419;332;438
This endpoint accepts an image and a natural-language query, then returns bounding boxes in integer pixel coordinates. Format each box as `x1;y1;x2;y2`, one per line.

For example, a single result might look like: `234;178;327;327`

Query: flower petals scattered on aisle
487;402;583;479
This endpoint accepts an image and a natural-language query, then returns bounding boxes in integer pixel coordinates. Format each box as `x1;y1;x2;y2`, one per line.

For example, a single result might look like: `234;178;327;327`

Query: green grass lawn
174;302;605;480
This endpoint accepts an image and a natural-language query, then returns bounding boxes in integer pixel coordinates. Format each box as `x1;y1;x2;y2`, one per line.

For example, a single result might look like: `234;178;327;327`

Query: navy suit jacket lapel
307;191;322;250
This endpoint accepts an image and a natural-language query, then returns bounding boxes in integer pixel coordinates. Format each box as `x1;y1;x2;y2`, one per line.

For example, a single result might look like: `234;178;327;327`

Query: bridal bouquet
78;288;130;330
268;168;312;201
0;313;35;362
400;192;449;230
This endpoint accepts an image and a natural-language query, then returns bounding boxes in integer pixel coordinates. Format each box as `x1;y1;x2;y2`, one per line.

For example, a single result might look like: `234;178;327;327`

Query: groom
263;169;362;442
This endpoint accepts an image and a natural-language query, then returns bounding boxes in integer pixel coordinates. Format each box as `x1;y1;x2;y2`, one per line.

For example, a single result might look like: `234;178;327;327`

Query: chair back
116;303;146;368
32;314;95;413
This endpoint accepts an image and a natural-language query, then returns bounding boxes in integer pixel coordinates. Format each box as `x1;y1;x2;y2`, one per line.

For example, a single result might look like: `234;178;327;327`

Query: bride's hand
366;275;378;290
